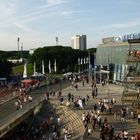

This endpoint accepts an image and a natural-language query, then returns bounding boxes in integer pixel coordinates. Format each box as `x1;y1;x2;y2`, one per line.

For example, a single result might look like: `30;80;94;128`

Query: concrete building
71;35;87;50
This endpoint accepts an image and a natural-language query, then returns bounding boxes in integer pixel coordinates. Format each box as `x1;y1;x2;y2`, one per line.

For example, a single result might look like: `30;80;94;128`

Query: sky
0;0;140;51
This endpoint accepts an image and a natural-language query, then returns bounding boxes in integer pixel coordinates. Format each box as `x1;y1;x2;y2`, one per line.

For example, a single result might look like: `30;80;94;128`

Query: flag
54;59;57;72
23;63;27;78
84;58;86;64
33;62;36;76
86;57;89;64
42;60;45;74
78;58;80;65
81;58;83;65
49;60;51;73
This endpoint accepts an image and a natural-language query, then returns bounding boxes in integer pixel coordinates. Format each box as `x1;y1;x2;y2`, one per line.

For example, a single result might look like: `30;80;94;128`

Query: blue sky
0;0;140;50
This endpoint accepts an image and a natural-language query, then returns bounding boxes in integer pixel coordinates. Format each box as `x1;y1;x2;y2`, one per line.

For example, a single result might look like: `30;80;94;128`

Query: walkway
60;81;139;139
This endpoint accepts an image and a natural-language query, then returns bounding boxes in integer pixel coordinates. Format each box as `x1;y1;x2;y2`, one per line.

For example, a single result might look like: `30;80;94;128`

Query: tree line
0;46;96;78
30;46;96;73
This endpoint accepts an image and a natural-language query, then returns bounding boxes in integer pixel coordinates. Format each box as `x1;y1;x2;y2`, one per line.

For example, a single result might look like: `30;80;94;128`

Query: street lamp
88;52;91;82
17;37;20;58
107;53;110;98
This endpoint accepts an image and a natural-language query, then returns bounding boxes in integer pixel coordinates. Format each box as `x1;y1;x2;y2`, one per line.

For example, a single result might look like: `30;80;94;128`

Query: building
29;48;37;55
7;58;25;64
96;33;140;83
71;35;87;50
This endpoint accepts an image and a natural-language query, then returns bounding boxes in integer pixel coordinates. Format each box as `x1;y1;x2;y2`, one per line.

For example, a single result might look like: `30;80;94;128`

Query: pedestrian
71;94;74;102
120;108;126;124
88;127;92;136
131;111;134;119
138;113;140;124
75;84;78;91
92;89;95;99
86;94;90;102
94;104;97;112
109;125;114;140
15;101;19;110
130;134;136;140
82;80;84;87
82;98;86;107
60;96;64;105
78;98;83;109
109;104;112;114
97;115;102;129
124;129;128;140
28;95;32;102
68;93;71;102
114;111;117;120
57;117;61;126
45;92;49;100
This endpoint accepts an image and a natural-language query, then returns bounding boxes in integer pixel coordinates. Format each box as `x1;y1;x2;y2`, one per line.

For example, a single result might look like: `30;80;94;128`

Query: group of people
15;94;32;110
10;76;140;140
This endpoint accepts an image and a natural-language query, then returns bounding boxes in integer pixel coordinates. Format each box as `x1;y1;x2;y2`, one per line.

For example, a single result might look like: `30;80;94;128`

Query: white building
7;58;24;64
71;35;87;50
29;48;37;55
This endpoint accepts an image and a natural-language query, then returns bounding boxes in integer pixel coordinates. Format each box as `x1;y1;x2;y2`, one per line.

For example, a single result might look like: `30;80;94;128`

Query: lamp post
100;56;102;84
17;37;20;58
107;53;109;98
88;52;91;82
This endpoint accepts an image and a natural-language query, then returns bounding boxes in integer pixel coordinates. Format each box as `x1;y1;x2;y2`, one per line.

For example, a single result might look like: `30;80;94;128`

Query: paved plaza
59;81;139;139
1;80;140;139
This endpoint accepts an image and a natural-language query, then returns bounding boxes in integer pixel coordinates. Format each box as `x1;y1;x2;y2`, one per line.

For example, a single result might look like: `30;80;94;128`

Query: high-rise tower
71;35;87;50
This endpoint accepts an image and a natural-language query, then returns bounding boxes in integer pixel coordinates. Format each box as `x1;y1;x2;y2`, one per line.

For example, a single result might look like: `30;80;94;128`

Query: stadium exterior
96;33;140;83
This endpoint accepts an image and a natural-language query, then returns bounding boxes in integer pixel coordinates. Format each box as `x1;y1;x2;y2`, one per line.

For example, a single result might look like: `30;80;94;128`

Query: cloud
16;0;69;24
0;0;17;20
99;18;140;32
47;0;65;5
14;22;39;34
61;10;83;16
119;0;136;5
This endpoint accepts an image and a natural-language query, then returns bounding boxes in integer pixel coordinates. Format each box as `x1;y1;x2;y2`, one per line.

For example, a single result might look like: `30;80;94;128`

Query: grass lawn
12;63;33;76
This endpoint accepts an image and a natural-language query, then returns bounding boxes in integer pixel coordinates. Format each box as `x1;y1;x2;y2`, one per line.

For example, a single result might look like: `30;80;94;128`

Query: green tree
0;60;13;79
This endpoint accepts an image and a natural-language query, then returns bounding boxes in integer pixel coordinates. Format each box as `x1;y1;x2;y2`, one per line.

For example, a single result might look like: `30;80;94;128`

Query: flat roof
128;39;140;44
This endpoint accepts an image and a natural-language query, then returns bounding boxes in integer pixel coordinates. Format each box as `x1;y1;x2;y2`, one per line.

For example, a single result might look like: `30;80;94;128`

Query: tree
0;60;13;80
31;45;96;73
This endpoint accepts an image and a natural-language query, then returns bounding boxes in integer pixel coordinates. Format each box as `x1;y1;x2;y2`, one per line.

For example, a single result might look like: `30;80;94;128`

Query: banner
49;60;51;73
42;60;45;74
54;59;57;72
23;63;27;78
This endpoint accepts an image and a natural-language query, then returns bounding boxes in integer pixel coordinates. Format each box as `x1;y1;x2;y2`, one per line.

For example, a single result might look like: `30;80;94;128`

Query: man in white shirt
138;113;140;124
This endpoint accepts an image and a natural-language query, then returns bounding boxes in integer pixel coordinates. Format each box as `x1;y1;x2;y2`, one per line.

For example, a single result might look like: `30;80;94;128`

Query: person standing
138;113;140;124
68;93;71;102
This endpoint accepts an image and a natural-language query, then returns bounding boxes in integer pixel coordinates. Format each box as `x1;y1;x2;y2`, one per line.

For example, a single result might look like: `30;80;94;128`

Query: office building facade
71;35;87;50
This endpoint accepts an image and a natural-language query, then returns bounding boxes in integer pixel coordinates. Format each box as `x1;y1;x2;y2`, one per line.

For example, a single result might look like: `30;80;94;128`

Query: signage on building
113;33;140;42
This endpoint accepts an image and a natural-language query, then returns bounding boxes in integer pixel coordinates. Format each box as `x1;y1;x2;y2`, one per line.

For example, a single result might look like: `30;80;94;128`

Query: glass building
96;37;140;83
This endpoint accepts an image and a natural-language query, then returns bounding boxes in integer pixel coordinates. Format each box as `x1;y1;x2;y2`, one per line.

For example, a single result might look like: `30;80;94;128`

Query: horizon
0;0;140;51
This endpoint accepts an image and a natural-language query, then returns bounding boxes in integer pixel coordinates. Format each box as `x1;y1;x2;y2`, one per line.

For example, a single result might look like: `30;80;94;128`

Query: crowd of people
55;76;140;140
2;74;140;140
2;115;61;140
